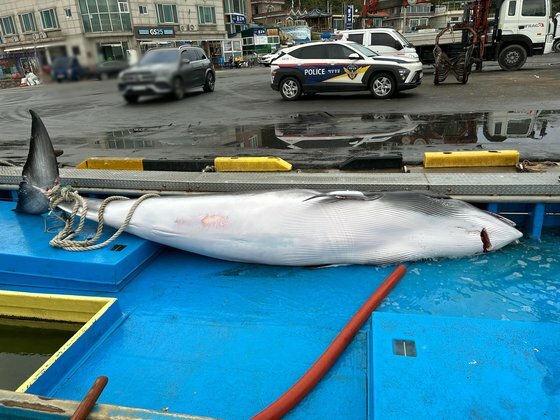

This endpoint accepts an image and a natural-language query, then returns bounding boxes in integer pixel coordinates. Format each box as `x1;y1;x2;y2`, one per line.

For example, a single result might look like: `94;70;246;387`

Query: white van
337;28;419;60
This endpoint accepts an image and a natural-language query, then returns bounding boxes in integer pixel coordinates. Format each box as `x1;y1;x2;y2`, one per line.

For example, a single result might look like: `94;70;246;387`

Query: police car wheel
280;77;302;101
369;73;396;99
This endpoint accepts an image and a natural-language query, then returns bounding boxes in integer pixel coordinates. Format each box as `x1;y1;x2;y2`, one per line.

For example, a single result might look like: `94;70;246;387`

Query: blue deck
1;200;559;418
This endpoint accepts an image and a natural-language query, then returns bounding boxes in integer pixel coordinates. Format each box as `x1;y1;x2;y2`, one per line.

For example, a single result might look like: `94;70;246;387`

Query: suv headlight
398;69;410;81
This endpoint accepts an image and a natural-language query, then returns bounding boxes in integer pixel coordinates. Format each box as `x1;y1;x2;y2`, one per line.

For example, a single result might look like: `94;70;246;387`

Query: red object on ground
252;264;407;420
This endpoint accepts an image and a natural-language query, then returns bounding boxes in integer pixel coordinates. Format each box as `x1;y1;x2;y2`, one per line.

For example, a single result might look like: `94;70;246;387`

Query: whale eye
481;228;492;252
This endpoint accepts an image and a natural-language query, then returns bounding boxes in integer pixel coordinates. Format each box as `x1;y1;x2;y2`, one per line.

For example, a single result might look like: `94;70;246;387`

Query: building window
40;9;59;30
0;16;16;35
139;5;148;14
156;4;178;23
118;1;129;13
198;6;216;25
78;0;132;33
64;8;73;18
19;12;37;33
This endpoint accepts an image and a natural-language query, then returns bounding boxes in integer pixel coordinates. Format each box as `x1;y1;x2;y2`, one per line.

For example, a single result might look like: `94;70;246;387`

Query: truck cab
337;28;420;60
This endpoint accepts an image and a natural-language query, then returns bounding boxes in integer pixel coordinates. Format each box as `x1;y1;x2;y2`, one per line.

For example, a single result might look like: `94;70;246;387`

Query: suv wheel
124;95;138;104
203;72;215;93
172;77;184;100
279;77;302;101
369;73;396;99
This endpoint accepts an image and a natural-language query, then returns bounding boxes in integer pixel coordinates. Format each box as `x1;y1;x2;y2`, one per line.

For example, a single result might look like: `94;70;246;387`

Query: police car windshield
347;42;378;58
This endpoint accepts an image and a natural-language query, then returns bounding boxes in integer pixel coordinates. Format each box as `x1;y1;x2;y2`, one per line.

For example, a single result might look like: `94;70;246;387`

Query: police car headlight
398;69;410;81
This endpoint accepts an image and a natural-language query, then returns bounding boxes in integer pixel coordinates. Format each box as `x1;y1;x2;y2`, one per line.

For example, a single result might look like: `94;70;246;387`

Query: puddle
0;318;82;391
93;110;560;151
2;110;560;167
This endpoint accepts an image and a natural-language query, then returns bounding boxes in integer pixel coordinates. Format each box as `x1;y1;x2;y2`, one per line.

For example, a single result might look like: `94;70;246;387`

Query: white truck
403;0;556;70
358;0;557;70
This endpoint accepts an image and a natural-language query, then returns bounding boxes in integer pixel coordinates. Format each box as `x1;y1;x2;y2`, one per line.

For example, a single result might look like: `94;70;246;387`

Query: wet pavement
1;54;560;168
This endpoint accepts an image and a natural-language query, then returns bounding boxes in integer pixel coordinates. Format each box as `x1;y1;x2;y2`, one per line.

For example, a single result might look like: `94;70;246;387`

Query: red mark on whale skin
201;214;228;228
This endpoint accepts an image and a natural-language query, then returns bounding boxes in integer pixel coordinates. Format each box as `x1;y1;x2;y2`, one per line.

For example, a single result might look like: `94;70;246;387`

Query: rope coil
46;184;159;251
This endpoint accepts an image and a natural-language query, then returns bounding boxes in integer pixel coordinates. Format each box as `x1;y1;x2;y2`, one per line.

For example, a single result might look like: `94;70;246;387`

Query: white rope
47;184;159;251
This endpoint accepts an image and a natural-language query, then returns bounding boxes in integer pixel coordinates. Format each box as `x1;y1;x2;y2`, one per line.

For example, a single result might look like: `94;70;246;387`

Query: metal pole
70;376;109;420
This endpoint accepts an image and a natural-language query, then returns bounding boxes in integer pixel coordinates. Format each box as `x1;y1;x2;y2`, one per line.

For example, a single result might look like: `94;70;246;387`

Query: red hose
252;264;407;420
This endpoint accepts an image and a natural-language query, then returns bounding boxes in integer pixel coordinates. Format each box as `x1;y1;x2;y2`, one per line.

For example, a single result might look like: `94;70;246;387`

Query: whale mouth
481;228;492;252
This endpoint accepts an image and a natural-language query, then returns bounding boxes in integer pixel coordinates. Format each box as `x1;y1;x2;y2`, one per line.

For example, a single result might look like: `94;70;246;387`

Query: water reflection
229;110;558;150
94;110;559;151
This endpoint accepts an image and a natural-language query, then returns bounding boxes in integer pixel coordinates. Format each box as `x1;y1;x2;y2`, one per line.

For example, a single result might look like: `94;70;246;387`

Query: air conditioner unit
180;25;186;31
190;24;196;31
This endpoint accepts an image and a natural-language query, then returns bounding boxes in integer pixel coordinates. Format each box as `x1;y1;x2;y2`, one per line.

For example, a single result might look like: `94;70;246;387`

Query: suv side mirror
395;41;403;50
182;58;190;65
348;53;360;60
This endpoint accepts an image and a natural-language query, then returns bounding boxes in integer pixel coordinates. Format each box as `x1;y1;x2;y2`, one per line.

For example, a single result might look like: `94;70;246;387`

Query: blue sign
345;5;354;30
255;28;266;36
231;14;246;24
135;27;175;38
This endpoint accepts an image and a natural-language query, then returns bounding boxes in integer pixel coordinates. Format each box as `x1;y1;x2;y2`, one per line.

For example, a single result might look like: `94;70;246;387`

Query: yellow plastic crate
215;157;292;172
424;150;519;168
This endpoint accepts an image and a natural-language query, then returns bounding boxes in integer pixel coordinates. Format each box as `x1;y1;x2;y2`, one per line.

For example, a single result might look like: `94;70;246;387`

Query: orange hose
252;265;407;420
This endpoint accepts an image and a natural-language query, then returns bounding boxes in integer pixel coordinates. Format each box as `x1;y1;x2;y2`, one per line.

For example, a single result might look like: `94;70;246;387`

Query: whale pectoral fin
303;191;382;203
152;225;181;238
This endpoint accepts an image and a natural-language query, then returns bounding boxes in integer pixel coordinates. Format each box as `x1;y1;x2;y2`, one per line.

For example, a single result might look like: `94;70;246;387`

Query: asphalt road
1;53;560;167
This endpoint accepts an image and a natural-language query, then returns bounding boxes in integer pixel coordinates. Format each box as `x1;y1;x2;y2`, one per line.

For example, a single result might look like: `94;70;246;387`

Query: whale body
67;189;523;266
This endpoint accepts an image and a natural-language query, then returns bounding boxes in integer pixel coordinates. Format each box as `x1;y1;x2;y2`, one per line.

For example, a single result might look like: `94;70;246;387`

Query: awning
4;42;66;52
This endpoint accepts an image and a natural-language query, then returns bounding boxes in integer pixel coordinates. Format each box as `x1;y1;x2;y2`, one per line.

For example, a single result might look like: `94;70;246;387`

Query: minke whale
15;110;523;266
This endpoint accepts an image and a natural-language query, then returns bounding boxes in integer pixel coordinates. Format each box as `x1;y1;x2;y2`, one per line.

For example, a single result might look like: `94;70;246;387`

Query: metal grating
1;167;559;199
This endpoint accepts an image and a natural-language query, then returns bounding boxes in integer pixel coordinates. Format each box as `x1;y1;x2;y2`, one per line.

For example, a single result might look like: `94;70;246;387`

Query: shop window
40;9;59;30
156;4;178;23
64;8;72;18
139;5;148;14
19;12;36;33
0;16;16;36
198;6;216;25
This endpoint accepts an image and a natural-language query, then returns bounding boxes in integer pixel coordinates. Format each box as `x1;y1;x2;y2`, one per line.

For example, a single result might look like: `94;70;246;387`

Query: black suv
118;46;215;103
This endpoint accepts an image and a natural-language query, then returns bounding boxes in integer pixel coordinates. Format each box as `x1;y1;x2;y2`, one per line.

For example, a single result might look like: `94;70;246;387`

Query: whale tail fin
14;110;60;214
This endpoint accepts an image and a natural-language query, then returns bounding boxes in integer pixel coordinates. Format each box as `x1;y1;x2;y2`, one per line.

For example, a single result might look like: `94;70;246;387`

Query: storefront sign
345;5;354;30
135;27;175;38
231;14;246;24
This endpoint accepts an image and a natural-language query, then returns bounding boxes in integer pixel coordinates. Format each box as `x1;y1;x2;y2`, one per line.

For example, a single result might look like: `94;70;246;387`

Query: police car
270;40;423;100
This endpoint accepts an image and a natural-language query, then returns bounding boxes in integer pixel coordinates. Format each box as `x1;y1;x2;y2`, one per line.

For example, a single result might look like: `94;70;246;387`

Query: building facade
0;0;228;70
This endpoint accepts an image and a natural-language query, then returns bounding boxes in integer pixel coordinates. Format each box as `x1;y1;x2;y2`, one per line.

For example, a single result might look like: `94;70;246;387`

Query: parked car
118;46;215;104
270;40;423;100
337;28;419;59
259;48;284;66
92;60;129;80
51;56;83;82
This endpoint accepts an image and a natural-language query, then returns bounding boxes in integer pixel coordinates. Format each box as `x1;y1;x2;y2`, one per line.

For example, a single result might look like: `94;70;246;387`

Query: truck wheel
369;73;396;99
279;77;302;101
124;95;138;104
203;72;215;92
553;39;560;53
498;45;527;71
